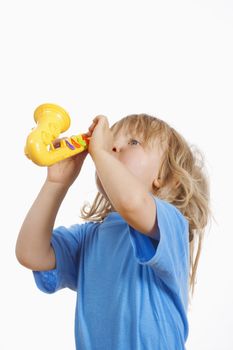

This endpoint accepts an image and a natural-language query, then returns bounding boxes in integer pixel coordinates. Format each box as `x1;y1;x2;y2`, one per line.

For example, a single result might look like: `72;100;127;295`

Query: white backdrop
1;0;232;349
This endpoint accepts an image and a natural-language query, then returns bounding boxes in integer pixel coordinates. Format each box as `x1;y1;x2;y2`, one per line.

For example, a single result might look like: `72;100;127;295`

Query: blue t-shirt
33;196;189;350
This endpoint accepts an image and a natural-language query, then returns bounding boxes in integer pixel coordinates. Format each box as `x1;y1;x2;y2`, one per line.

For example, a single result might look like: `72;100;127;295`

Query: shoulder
53;221;100;241
153;196;188;229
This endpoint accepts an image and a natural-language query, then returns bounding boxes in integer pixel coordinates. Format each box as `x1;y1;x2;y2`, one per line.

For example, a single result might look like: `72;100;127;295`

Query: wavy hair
79;113;212;303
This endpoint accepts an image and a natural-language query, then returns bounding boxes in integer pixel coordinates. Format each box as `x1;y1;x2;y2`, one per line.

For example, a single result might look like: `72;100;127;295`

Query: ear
153;177;161;189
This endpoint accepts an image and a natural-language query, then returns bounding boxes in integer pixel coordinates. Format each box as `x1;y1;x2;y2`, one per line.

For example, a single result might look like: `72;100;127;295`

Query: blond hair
79;113;212;303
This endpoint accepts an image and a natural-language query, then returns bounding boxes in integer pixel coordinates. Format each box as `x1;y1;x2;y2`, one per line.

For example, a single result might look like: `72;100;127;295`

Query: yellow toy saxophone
24;103;90;166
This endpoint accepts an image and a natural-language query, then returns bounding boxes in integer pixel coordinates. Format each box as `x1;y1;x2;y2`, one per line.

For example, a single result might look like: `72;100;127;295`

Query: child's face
95;128;164;208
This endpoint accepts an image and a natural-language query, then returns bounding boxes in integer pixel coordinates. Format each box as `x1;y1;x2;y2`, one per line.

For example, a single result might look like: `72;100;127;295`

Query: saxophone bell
24;103;90;166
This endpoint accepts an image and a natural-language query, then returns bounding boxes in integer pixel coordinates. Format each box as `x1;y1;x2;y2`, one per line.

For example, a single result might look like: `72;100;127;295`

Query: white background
1;0;232;349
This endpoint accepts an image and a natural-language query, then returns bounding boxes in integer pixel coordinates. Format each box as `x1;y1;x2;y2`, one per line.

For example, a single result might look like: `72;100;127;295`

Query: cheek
122;152;147;175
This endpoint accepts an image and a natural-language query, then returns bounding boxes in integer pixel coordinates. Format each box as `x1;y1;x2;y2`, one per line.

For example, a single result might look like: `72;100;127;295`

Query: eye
128;138;140;146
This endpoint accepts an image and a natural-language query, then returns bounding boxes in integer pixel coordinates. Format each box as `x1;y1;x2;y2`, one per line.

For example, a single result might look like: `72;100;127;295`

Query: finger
53;138;62;148
93;116;109;129
88;115;109;133
92;115;108;124
53;137;69;148
88;123;96;130
85;131;92;136
88;121;98;132
93;114;108;120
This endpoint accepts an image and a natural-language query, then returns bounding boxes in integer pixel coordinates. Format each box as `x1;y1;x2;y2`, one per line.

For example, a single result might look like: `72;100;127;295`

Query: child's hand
87;115;114;158
46;137;89;188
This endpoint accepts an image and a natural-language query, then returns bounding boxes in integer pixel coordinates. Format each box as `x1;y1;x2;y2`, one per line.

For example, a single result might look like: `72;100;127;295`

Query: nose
112;137;125;153
112;144;121;153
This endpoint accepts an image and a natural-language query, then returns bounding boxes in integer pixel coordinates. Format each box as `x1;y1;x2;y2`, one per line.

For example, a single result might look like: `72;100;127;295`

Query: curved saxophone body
25;103;90;166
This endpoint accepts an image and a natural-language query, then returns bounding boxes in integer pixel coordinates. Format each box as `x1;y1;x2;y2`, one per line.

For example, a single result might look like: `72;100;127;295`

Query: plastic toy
24;103;90;166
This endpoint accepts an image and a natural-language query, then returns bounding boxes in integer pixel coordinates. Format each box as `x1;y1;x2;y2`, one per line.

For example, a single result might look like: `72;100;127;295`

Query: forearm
91;150;146;212
15;180;69;267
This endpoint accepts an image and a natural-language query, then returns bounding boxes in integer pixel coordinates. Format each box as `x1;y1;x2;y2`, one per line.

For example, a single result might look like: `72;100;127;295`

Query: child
16;112;211;349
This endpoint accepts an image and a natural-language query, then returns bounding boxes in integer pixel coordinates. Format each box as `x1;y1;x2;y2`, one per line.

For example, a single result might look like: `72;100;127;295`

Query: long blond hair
79;113;212;302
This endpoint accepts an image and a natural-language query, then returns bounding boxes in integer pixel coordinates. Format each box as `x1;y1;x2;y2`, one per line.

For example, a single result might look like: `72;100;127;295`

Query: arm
15;181;69;271
88;115;158;238
15;149;88;271
91;150;158;239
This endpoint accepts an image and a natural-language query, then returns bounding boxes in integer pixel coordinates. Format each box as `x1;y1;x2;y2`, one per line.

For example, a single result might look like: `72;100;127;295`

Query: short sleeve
33;222;92;294
128;195;189;288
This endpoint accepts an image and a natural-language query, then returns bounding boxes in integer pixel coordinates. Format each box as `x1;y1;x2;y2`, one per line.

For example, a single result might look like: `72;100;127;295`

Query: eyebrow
115;134;143;142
